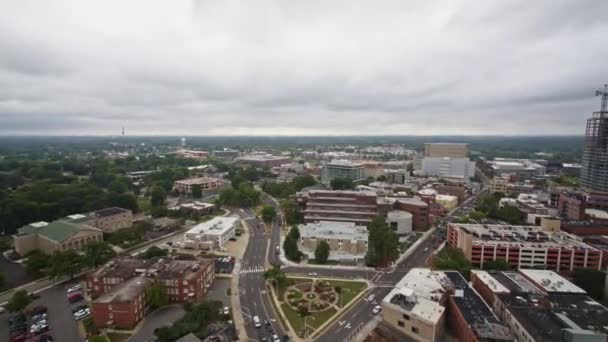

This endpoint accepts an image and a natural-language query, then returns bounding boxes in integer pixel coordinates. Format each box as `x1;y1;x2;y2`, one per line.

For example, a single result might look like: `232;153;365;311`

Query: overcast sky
1;1;607;136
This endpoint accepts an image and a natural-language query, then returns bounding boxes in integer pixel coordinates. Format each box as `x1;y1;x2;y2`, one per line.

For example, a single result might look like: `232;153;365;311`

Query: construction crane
597;84;608;112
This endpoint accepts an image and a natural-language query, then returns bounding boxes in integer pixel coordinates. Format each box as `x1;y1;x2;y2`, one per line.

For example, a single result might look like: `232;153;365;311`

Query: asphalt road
237;208;285;341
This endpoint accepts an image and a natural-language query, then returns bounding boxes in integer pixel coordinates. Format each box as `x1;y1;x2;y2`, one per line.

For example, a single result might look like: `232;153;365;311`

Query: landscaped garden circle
284;279;338;312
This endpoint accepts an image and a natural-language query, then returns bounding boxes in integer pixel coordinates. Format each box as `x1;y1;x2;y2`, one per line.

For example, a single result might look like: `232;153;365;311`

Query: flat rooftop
94;277;152;304
299;221;368;241
451;223;599;250
174;177;220;185
237;155;289;161
186;217;238;236
444;272;512;340
519;269;586;294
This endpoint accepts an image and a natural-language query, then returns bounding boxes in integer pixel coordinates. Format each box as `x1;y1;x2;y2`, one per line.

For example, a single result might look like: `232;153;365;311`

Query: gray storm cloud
0;0;607;136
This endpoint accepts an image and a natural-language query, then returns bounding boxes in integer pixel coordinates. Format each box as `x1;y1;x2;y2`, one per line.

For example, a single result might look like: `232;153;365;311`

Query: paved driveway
127;305;185;342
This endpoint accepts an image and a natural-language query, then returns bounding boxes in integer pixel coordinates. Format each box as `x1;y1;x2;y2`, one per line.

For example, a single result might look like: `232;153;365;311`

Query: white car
372;305;382;315
424;247;429;252
74;308;91;320
367;294;375;302
223;306;230;315
67;284;82;293
272;334;280;342
308;272;318;276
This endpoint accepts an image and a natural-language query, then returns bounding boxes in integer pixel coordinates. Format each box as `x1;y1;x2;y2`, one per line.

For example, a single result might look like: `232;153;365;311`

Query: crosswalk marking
238;267;265;274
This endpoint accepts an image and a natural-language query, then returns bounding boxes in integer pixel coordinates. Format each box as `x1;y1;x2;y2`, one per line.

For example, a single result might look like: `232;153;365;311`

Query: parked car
74;308;90;320
68;293;84;303
30;306;48;316
223;306;230;315
66;284;82;294
372;305;381;315
271;334;280;342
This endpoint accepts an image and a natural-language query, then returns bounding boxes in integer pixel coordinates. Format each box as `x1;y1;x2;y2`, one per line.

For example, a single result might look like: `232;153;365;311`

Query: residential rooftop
94;277;152;304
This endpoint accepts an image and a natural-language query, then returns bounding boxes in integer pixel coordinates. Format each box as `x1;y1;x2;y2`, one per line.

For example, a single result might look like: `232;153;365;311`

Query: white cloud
0;0;607;135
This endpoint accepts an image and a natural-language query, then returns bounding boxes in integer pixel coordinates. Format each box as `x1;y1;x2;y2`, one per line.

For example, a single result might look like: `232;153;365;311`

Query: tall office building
581;84;608;209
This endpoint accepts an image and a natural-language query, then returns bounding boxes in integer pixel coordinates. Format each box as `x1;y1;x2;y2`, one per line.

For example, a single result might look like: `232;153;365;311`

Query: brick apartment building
558;192;587;221
90;207;133;233
296;190;378;225
447;223;603;271
91;277;152;329
88;257;214;300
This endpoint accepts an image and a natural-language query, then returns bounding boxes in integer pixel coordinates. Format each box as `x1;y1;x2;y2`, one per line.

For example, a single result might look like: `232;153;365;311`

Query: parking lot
1;284;83;342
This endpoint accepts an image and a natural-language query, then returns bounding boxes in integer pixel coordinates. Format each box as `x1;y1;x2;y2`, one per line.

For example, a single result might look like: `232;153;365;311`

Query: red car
67;293;83;303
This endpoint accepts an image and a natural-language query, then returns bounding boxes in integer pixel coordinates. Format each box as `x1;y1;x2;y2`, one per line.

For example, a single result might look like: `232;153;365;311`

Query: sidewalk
231;218;252;342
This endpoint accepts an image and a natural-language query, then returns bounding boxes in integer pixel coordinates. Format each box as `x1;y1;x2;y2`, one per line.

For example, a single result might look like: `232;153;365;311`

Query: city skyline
1;1;608;136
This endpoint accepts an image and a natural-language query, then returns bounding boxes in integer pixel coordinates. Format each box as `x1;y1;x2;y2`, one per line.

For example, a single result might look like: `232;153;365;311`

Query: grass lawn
137;196;151;212
276;277;367;337
325;280;368;307
280;303;337;338
107;332;131;342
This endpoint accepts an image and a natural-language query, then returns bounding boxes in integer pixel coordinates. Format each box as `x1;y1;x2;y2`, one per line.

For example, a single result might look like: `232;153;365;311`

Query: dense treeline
0;180;139;234
261;174;317;198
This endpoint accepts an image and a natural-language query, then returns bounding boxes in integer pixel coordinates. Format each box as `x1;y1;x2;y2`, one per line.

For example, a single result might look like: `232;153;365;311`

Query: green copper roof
18;220;91;243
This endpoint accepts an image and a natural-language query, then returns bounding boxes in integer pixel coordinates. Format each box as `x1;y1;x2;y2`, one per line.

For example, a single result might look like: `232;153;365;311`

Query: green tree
6;290;33;312
191;184;202;199
261;205;277;223
142;246;168;259
146;282;169;310
150;185;167;207
283;236;302;262
263;267;287;289
330;177;355;190
108;178;130;194
366;216;399;267
482;259;511;271
573;268;605;300
468;210;486;221
314;241;330;264
433;247;472;278
48;249;84;279
281;199;303;225
25;250;50;276
496;206;522;225
376;175;387;182
83;241;115;268
288;226;301;240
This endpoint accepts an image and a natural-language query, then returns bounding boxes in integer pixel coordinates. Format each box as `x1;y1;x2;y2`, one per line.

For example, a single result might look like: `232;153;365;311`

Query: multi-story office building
173;177;222;194
88;207;133;233
447;223;604;271
488;158;546;180
558;192;587;221
489;176;509;194
298;221;368;262
235;154;291;168
396;198;430;231
320;159;365;185
384;169;408;184
296;190;378;225
171;150;209;160
386;210;413;235
424;143;470;158
471;269;608;341
183;217;238;250
421;157;475;179
581;86;608;209
212;149;239;160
